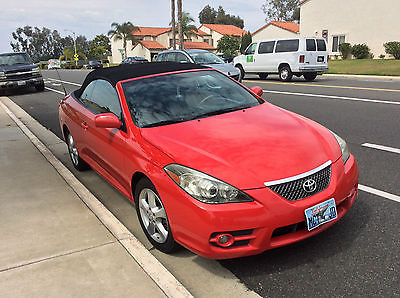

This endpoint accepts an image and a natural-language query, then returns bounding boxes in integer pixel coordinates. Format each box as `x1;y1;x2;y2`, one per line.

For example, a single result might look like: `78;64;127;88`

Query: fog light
216;233;234;247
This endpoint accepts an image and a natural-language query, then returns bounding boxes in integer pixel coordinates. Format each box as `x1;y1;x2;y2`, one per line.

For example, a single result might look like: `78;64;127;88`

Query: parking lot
4;69;400;297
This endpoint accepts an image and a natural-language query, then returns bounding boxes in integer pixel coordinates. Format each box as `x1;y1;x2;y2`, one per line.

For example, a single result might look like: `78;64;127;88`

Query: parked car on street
0;52;44;95
156;49;241;81
86;60;103;69
59;62;358;259
48;59;61;69
120;57;148;65
233;37;328;81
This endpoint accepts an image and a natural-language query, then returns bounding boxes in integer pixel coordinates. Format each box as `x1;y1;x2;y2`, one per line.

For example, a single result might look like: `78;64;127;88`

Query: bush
384;41;400;59
339;43;352;59
351;44;371;59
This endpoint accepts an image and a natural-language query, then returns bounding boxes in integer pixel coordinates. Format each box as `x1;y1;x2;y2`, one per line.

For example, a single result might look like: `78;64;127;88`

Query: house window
332;35;346;52
204;39;209;44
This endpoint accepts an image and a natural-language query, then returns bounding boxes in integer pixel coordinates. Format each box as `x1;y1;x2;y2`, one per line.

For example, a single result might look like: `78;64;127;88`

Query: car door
254;41;276;73
79;79;131;193
242;42;258;72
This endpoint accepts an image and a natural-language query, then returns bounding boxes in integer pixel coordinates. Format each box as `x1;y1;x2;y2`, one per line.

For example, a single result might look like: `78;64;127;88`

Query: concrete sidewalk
0;101;176;297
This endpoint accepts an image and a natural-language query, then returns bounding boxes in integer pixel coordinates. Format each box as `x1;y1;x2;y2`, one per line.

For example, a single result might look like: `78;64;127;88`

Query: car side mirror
250;86;263;97
94;113;122;129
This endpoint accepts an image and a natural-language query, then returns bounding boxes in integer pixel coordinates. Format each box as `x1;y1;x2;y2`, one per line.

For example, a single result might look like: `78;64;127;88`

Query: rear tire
303;72;318;81
135;177;178;253
258;73;268;80
66;133;89;171
236;65;245;82
279;66;293;82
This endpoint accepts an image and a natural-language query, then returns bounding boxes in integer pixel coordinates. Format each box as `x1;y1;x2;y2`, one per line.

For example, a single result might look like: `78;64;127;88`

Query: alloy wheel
67;134;79;166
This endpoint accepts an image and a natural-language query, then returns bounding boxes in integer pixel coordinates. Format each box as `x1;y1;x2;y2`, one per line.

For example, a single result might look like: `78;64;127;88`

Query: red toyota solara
59;62;358;259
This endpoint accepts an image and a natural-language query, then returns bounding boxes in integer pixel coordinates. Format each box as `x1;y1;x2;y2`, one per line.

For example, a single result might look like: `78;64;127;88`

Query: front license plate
17;81;26;86
305;198;337;231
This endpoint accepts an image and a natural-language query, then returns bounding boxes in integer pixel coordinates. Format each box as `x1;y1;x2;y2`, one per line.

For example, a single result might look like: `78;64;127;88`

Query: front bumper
155;154;358;259
0;76;43;90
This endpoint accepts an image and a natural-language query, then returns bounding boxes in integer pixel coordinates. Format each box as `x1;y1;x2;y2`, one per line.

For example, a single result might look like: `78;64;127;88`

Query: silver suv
156;49;241;82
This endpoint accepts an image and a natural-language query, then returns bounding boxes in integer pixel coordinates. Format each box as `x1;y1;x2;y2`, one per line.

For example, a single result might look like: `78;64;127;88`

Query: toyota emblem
303;179;317;193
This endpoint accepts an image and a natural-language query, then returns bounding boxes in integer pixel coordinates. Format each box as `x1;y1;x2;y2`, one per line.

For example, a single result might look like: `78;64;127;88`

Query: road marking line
262;89;400;105
362;143;400;154
45;87;65;95
0;99;193;298
359;184;400;203
47;77;82;87
246;80;400;93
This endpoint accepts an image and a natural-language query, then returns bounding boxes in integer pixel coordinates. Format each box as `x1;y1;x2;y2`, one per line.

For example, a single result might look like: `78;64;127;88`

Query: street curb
0;98;193;298
323;73;400;80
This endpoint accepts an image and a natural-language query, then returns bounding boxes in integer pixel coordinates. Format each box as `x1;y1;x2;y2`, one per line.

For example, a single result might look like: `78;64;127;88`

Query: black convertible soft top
75;62;208;98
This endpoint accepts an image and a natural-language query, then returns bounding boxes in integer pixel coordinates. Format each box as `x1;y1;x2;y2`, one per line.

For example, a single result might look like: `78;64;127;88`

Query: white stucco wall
110;37;135;63
131;44;151;61
300;0;400;57
252;25;299;41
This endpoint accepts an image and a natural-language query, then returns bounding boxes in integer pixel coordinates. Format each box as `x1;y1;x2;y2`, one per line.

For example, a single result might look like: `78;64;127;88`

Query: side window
157;54;165;61
275;40;299;53
176;53;190;63
80;81;96;101
165;52;176;62
245;43;257;55
317;39;327;51
306;39;316;51
81;79;122;117
258;41;275;54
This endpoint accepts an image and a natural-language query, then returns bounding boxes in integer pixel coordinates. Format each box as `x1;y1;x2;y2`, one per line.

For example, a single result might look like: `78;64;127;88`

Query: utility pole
65;29;77;66
171;0;176;49
177;0;183;50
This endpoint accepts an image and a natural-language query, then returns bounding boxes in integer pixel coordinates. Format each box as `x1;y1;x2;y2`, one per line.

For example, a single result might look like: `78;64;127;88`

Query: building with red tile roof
252;21;299;41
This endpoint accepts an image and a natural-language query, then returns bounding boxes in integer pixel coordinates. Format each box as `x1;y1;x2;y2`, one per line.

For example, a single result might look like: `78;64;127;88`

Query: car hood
203;63;239;76
0;64;37;72
140;103;341;190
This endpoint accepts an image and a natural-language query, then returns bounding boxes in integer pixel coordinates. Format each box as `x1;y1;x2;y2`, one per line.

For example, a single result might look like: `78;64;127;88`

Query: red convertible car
59;62;358;259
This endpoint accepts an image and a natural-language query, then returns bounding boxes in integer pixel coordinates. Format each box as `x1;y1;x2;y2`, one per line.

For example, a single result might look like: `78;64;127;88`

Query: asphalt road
7;69;400;297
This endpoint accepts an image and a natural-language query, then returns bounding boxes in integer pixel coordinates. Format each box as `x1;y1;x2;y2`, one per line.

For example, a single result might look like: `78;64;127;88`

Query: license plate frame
17;80;27;86
305;198;337;231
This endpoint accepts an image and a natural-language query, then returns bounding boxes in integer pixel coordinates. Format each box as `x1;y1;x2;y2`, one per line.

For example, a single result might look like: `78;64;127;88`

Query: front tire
303;72;318;81
279;66;293;82
35;81;45;92
66;133;89;171
135;177;177;253
236;65;245;82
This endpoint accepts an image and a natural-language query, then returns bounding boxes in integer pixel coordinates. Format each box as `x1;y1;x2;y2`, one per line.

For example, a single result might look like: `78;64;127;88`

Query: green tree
107;22;139;58
199;5;217;24
384;41;400;59
240;32;252;54
216;35;240;58
261;0;300;22
181;12;197;39
89;34;111;60
10;26;73;61
198;5;244;28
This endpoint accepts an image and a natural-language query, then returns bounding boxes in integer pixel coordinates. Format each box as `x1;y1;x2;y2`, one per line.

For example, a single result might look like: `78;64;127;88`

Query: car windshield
122;70;263;128
189;52;225;65
0;53;32;66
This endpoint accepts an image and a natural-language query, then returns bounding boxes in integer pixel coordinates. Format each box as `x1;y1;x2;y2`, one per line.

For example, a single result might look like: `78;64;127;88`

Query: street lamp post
65;29;77;66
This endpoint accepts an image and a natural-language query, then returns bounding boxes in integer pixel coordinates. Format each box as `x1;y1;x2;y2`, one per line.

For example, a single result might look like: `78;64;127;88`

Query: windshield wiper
189;104;254;120
142;118;189;128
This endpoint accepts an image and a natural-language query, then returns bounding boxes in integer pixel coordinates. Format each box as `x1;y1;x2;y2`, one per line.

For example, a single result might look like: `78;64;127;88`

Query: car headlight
164;164;253;204
32;67;40;73
330;131;350;164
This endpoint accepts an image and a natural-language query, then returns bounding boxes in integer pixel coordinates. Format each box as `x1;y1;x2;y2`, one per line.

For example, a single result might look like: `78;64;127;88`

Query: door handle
81;121;88;130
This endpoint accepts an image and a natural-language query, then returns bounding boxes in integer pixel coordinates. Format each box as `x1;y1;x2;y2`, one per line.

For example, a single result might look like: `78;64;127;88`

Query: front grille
266;163;331;201
6;73;36;81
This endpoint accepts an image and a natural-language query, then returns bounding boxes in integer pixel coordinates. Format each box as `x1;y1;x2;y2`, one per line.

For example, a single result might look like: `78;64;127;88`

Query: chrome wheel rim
236;67;243;81
139;188;169;243
67;134;79;166
281;69;289;80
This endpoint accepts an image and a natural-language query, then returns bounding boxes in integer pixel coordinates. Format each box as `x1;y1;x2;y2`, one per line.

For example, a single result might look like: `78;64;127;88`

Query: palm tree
107;22;139;59
177;0;183;49
181;12;198;40
171;0;176;49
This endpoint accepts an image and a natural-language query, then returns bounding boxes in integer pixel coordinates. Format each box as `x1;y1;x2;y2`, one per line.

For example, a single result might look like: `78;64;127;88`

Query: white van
233;38;328;82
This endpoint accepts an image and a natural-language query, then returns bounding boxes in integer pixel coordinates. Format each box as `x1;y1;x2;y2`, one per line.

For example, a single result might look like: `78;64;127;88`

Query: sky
0;0;268;53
